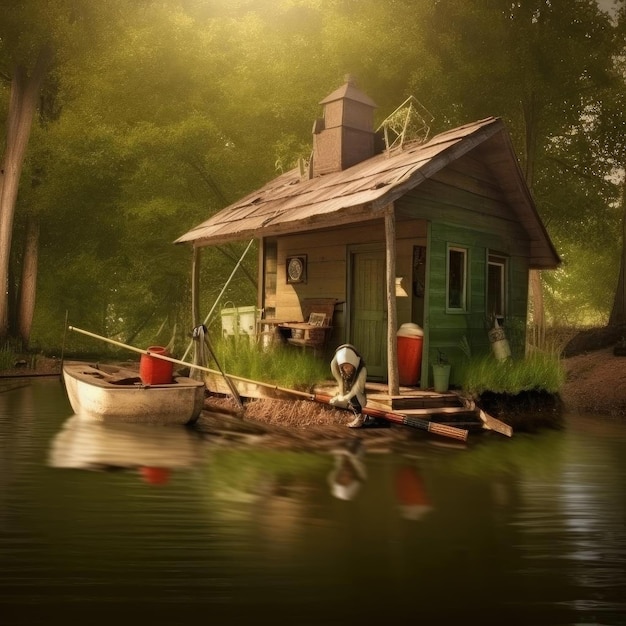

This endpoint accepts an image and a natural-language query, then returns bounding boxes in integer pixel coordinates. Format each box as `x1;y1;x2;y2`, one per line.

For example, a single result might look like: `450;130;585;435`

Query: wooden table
279;322;333;355
257;319;295;348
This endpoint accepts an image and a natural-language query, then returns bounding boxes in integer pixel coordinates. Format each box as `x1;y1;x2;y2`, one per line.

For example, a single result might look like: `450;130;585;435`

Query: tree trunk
529;269;545;346
17;216;40;348
0;47;52;339
609;177;626;326
523;93;537;189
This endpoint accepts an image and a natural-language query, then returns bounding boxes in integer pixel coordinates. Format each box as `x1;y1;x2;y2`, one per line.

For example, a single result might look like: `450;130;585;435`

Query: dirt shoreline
559;346;626;417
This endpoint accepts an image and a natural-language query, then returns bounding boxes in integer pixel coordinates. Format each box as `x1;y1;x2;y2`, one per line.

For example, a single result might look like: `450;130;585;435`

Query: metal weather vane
377;96;434;152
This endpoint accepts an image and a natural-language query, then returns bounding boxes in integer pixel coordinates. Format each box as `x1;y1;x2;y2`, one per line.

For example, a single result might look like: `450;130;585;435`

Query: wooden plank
401;407;479;417
366;395;463;412
478;409;513;437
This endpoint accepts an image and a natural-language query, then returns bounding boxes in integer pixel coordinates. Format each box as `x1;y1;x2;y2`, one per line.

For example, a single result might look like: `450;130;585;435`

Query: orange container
139;346;173;384
140;467;171;485
397;324;424;386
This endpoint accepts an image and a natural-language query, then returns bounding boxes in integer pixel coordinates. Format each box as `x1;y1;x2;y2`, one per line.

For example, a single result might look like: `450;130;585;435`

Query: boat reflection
48;414;204;483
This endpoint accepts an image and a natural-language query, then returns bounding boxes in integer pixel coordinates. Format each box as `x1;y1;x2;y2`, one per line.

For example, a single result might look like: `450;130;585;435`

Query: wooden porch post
385;204;400;396
191;245;201;328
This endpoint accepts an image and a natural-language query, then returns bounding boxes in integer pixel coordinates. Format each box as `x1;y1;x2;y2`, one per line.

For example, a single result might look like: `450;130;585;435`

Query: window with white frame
487;254;507;322
447;246;468;310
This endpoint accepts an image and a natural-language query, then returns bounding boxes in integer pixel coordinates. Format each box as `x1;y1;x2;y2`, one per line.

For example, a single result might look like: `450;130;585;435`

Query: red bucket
397;324;424;386
139;346;173;384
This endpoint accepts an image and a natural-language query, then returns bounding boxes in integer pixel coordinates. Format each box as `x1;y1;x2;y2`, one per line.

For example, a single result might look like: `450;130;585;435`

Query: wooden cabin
176;77;560;393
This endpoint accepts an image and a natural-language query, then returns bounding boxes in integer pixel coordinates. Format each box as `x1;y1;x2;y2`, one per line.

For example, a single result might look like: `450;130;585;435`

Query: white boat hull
63;362;206;424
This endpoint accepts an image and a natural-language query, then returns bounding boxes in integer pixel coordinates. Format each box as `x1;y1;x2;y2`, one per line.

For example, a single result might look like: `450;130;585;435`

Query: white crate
221;305;261;338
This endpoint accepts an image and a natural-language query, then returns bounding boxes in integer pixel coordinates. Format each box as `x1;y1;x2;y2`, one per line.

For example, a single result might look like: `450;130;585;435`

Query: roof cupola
311;75;377;176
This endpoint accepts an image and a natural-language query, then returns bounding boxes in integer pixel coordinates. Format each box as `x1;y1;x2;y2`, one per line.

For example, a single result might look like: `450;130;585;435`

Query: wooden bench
281;298;337;357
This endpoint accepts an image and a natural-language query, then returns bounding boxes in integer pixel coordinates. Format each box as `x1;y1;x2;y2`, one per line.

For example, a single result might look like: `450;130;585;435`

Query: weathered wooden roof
175;116;560;269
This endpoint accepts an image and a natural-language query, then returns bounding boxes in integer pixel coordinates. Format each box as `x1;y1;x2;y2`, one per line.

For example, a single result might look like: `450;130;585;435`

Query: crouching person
329;344;369;428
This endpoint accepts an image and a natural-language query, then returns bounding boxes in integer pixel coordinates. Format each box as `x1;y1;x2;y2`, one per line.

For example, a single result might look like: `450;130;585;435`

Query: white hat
335;346;360;369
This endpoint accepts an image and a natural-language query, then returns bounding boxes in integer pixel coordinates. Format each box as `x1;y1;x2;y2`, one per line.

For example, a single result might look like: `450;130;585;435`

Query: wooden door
349;248;387;380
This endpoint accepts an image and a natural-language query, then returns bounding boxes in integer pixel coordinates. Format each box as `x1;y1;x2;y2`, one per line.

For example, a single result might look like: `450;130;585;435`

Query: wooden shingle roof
175;116;560;269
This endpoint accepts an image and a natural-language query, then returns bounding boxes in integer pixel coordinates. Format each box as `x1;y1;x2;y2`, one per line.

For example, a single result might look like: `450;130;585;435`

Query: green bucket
432;363;451;393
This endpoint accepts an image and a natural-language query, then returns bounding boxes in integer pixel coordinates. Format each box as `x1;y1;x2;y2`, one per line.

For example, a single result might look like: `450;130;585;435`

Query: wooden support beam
191;245;201;328
385;204;400;396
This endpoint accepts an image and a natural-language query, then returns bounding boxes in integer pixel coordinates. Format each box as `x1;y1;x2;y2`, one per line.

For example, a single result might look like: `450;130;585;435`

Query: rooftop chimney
311;75;377;177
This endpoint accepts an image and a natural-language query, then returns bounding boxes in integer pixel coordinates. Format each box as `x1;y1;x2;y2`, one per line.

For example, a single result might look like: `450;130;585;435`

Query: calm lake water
1;376;626;626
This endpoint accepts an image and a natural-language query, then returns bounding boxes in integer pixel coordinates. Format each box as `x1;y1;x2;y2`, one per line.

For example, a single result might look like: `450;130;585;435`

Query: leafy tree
30;1;263;350
5;0;626;358
0;0;55;342
406;0;622;333
593;7;626;326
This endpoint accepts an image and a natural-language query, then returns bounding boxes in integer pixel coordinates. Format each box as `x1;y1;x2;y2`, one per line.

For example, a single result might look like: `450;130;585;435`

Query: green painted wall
397;171;531;388
426;222;529;384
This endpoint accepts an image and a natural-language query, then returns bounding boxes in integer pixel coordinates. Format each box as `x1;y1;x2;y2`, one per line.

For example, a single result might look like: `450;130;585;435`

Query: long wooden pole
68;326;468;442
68;325;309;392
68;325;240;380
191;246;201;329
385;204;400;396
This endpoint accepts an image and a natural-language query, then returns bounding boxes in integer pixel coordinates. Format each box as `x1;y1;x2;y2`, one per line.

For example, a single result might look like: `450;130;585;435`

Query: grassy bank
459;351;565;395
213;338;565;397
212;337;331;390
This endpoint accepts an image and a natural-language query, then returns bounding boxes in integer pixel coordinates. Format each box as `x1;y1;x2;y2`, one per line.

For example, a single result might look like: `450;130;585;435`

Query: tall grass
459;351;565;395
0;344;15;370
212;337;331;389
208;336;565;396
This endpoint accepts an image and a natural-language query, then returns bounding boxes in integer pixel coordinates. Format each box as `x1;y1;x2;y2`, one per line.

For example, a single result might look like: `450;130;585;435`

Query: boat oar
359;405;469;441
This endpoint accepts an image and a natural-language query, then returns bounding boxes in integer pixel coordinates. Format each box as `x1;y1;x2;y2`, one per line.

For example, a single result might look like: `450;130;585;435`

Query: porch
313;380;512;437
204;374;512;438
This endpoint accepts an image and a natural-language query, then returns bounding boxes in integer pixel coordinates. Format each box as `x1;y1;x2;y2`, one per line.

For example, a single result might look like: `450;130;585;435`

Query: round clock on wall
286;256;306;284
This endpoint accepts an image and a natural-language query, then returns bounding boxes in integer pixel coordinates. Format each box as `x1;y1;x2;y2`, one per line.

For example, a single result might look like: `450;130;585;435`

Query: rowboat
62;361;206;425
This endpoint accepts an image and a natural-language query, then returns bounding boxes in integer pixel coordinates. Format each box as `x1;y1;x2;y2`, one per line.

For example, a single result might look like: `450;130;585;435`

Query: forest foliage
1;0;625;354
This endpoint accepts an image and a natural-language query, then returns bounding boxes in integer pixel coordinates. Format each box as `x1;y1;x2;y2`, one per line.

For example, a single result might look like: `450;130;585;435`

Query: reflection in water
327;438;367;501
1;379;626;625
513;419;626;619
48;414;204;483
393;458;433;521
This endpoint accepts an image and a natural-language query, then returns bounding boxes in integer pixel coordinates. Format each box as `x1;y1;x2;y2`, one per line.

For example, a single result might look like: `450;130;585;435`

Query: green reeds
0;349;13;370
212;336;330;389
209;335;565;397
0;343;16;370
459;351;565;395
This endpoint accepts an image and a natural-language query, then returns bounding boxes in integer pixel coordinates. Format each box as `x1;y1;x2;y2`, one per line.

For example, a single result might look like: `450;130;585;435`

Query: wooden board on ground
401;407;481;418
478;409;513;437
